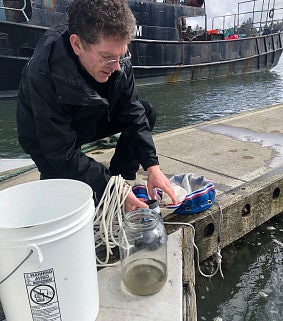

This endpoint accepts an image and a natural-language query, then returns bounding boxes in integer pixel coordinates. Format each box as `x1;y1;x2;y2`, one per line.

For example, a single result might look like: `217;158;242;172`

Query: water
0;98;24;158
121;259;167;295
1;59;283;320
138;61;283;134
197;213;283;321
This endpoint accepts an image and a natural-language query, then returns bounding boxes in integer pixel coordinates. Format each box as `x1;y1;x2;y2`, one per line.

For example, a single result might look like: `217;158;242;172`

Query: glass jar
119;208;168;296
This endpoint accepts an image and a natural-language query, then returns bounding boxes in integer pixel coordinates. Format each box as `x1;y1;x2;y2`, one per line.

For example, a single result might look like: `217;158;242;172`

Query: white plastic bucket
0;179;99;321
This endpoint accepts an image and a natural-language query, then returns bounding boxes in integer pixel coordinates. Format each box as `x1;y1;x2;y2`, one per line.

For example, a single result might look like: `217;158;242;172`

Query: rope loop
164;202;224;279
214;251;222;264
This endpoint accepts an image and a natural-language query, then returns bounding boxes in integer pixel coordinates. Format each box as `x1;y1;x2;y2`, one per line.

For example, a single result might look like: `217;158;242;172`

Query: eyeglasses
89;47;131;68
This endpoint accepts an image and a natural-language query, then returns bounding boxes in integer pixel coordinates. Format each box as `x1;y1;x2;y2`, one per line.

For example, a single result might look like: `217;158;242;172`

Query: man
17;0;177;211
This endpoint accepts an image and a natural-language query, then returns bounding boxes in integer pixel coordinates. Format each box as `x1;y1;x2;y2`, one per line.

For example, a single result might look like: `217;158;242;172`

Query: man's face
70;34;129;83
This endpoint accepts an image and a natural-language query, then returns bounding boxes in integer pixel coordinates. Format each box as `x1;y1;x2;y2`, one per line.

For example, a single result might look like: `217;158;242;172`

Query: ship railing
237;0;282;29
0;0;29;22
212;5;283;37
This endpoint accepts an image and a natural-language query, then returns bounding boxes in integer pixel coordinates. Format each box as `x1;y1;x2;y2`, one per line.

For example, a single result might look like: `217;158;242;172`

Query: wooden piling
182;226;197;321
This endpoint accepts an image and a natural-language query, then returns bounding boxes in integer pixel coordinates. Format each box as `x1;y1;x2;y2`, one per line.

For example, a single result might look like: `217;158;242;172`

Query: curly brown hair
68;0;136;44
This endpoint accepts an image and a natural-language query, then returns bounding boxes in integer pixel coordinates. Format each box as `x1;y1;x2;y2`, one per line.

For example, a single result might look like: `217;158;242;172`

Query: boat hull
131;32;283;83
0;55;27;92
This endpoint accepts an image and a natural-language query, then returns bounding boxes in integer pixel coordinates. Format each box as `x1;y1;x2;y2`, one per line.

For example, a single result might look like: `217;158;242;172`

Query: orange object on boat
208;29;218;35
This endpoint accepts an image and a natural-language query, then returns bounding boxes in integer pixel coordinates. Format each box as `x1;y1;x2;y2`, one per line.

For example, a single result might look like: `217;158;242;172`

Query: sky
206;0;246;29
206;0;235;18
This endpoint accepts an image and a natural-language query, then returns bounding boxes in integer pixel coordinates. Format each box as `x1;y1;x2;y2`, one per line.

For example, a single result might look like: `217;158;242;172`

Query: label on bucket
24;268;62;321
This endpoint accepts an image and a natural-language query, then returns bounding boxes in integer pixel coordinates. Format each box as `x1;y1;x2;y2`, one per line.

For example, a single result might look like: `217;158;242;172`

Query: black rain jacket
17;25;159;201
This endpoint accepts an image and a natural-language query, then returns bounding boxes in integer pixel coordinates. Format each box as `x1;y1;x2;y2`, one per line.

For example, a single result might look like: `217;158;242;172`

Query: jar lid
124;208;159;228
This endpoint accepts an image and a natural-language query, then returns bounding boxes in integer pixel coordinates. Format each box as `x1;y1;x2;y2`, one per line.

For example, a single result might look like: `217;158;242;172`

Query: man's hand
147;165;178;204
124;190;148;212
123;165;177;212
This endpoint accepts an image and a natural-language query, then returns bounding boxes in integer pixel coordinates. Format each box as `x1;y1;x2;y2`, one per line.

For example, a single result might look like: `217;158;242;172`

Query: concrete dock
1;103;283;321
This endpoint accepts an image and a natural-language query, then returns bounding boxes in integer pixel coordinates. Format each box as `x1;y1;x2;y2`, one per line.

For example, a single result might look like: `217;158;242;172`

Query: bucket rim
0;179;94;229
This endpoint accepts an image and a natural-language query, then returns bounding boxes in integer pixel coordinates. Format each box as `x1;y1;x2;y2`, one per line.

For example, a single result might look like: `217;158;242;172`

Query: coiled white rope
93;175;131;267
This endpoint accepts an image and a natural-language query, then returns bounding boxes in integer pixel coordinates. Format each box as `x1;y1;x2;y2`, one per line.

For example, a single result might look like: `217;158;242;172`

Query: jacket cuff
142;157;159;171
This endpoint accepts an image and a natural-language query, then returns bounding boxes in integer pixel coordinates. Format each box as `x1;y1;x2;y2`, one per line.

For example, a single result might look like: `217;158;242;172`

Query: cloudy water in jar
122;258;167;296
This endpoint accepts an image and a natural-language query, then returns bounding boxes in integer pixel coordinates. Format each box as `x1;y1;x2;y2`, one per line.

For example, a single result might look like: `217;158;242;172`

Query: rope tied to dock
164;202;224;279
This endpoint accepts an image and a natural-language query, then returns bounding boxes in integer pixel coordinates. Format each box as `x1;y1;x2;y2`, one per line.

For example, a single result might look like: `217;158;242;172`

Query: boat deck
1;103;283;320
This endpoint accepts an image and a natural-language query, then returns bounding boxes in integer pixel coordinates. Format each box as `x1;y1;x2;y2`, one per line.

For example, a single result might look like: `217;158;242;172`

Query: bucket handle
0;249;33;285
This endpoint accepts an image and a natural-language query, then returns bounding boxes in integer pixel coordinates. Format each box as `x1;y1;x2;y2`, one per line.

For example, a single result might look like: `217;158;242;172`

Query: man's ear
69;34;84;56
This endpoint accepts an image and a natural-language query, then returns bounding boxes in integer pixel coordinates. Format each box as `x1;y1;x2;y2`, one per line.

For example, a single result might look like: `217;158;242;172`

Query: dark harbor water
139;62;283;135
1;59;283;321
197;213;283;321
